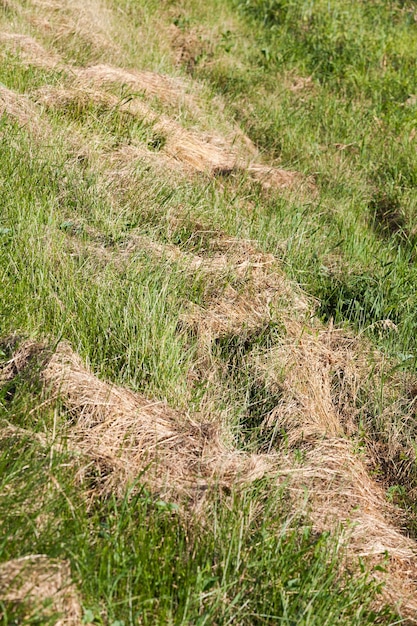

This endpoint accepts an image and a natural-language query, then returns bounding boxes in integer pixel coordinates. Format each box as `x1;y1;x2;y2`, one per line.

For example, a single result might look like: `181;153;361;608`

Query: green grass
0;432;394;625
2;0;417;622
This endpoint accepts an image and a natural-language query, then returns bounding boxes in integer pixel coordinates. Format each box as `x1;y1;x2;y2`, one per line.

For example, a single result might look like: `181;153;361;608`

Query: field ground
2;0;417;623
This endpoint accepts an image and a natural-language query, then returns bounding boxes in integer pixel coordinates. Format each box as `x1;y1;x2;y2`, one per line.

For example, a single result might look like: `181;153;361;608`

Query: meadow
2;0;417;623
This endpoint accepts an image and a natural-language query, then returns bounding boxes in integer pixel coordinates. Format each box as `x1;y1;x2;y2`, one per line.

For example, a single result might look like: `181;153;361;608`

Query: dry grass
257;323;361;444
281;439;417;620
0;84;45;134
179;240;311;343
30;81;312;193
3;337;417;618
0;555;82;626
74;63;199;112
168;23;208;73
34;84;118;111
26;0;118;59
38;342;271;503
249;321;417;619
0;31;61;68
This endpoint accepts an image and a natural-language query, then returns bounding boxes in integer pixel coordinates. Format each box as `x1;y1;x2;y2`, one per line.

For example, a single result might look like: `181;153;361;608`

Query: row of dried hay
0;340;272;503
0;83;47;136
0;25;314;194
0;555;82;626
34;80;311;193
2;336;417;619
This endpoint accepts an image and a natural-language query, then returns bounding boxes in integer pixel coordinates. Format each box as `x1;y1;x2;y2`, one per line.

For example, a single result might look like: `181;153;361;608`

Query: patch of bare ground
0;31;61;68
0;555;82;626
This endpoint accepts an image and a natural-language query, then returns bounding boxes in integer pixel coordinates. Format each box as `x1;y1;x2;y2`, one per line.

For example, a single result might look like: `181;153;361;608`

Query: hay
0;31;61;68
41;342;270;501
3;338;417;618
34;85;118;111
28;0;118;56
31;83;310;193
258;325;360;444
0;555;82;626
280;439;417;620
180;245;310;343
168;23;206;72
0;85;43;132
247;163;316;194
0;339;45;384
75;64;197;111
250;321;417;619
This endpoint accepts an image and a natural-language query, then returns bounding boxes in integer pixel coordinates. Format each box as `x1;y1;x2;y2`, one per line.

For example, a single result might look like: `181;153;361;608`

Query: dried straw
3;336;417;618
0;85;44;133
0;555;82;626
32;83;312;193
281;439;417;620
0;31;61;68
28;0;118;55
75;64;198;111
41;342;271;501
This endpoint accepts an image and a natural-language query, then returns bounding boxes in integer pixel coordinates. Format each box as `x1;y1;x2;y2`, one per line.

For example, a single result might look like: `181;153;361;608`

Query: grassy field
2;0;417;623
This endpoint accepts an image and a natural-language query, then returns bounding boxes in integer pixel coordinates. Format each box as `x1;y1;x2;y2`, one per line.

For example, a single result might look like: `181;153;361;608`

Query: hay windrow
27;0;119;56
0;339;46;384
0;555;82;626
179;253;310;343
30;83;311;192
0;85;44;133
258;325;358;444
0;31;61;68
281;439;417;620
74;64;199;112
40;342;272;501
3;338;417;618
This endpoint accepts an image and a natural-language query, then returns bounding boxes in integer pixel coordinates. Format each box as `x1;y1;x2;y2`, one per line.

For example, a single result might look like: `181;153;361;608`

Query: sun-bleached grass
2;0;417;622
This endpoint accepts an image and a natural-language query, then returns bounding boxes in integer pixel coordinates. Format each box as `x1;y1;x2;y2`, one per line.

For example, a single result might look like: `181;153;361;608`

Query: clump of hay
34;85;119;113
0;555;82;626
180;247;310;344
168;23;207;72
247;163;316;194
33;81;311;193
280;439;417;620
28;0;119;57
40;342;270;502
0;31;61;68
0;338;45;384
257;324;360;444
75;64;198;112
0;85;44;133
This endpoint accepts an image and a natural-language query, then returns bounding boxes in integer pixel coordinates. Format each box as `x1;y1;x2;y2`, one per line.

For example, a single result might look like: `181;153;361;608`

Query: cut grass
2;0;417;622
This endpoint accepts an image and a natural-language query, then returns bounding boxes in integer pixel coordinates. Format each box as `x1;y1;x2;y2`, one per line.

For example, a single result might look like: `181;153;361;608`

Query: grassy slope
1;0;417;623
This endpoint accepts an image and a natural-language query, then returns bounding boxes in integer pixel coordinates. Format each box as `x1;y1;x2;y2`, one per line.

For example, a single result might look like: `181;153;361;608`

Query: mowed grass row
152;0;417;362
1;0;417;623
0;121;396;623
